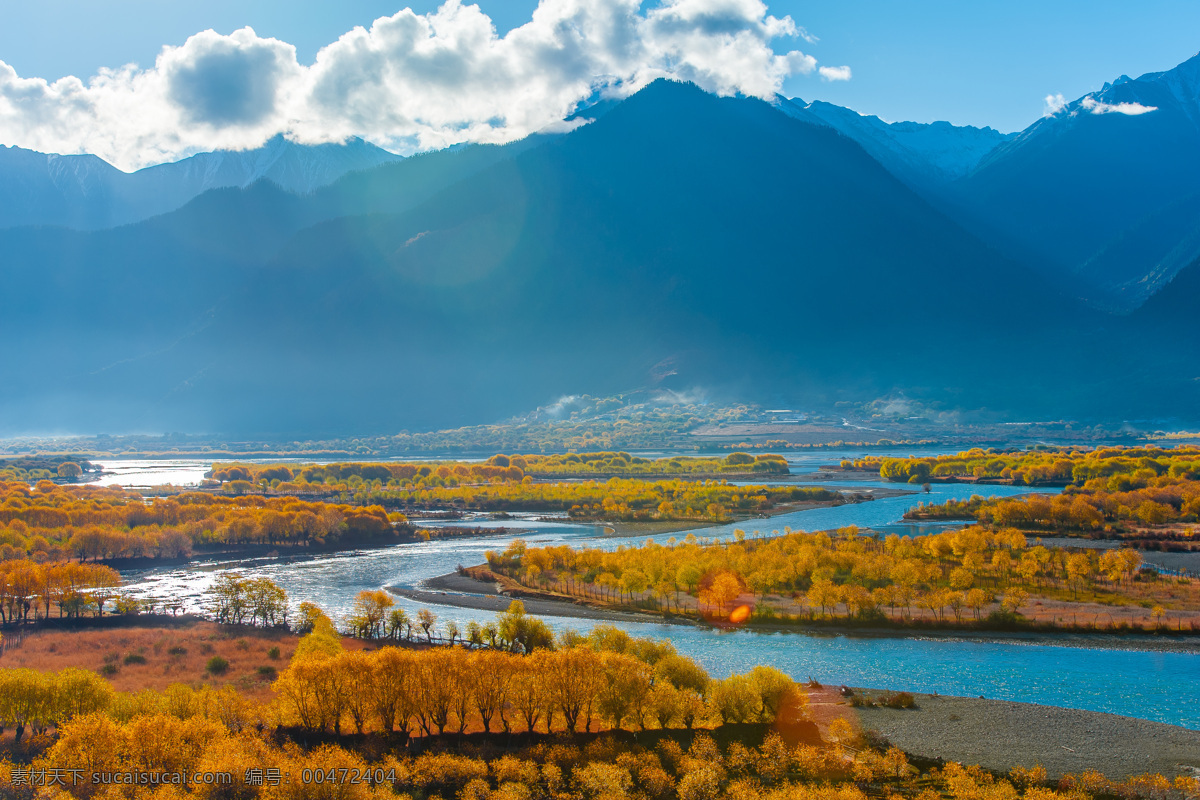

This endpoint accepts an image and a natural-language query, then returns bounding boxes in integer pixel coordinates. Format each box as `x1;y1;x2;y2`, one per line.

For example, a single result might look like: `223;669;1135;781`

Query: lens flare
729;604;752;624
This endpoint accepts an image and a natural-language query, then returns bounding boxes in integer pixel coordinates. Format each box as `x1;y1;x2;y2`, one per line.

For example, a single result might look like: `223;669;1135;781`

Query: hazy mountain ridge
783;98;1013;187
5;79;1188;436
4;72;1200;435
9;51;1200;322
0;135;401;231
778;53;1200;313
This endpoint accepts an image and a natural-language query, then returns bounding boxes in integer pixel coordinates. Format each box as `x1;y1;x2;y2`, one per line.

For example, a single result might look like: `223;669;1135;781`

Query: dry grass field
0;618;369;703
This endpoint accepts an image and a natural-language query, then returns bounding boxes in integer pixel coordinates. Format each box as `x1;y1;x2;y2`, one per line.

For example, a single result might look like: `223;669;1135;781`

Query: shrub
114;596;141;615
235;638;250;651
99;664;118;676
678;766;721;800
256;666;277;679
883;692;916;709
123;654;147;665
861;729;894;751
167;645;187;657
206;656;230;675
200;643;215;654
267;646;281;660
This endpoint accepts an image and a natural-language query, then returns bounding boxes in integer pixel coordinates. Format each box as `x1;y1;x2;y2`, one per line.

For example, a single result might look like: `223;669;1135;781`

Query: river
108;453;1200;730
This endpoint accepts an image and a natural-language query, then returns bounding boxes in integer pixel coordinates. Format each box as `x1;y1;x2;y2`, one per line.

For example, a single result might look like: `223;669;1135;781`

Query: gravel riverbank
853;692;1200;779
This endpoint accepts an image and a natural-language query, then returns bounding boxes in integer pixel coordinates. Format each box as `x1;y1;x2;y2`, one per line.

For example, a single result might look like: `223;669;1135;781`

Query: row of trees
12;681;1189;800
0;474;837;563
0;559;121;623
209;461;525;491
344;593;554;652
0;668;114;744
0;481;408;561
871;445;1200;489
488;525;1183;626
0;457;93;484
206;452;789;498
25;709;1191;800
352;479;836;523
914;483;1200;531
208;574;289;627
514;451;790;476
278;605;801;738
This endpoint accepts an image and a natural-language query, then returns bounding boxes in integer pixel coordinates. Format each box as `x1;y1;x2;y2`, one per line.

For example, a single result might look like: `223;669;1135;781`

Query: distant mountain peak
781;97;1012;185
0;136;402;231
1136;51;1200;83
958;51;1200;309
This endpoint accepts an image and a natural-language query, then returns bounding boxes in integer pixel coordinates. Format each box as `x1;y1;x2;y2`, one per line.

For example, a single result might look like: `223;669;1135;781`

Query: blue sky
1;0;1197;168
3;0;1198;132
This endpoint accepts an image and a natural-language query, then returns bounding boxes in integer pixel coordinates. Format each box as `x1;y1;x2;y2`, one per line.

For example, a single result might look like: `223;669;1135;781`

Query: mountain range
950;56;1200;308
778;97;1012;187
3;55;1200;436
0;135;401;230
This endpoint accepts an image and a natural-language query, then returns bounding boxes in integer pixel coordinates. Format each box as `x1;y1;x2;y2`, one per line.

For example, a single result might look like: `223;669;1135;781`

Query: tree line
207;451;789;491
0;481;408;561
865;444;1200;488
484;524;1194;630
910;481;1200;532
512;452;790;476
346;479;836;524
0;457;95;484
0;472;837;567
277;602;800;739
14;677;1185;800
0;559;121;624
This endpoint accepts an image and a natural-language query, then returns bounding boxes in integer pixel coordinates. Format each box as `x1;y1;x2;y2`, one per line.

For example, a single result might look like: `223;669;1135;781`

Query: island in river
397;509;1200;640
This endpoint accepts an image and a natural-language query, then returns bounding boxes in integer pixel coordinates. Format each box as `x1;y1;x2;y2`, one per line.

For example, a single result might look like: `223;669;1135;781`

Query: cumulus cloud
1080;95;1157;116
0;0;834;170
818;65;851;82
165;28;301;127
1043;92;1067;116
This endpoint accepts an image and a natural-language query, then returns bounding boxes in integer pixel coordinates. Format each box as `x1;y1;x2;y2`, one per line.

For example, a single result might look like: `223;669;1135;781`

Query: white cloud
0;0;833;170
818;65;851;82
1043;92;1067;116
1080;95;1157;116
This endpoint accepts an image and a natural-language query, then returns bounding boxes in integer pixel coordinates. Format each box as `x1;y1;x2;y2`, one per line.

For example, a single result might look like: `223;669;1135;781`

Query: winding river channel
104;451;1200;730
